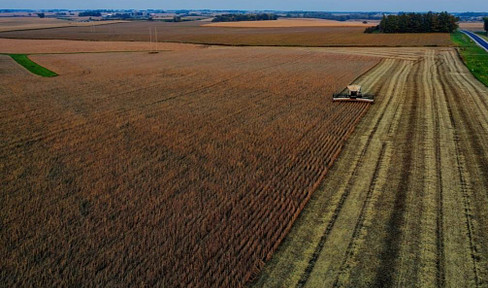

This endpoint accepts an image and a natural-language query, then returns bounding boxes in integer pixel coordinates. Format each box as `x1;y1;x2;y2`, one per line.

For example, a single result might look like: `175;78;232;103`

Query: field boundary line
295;60;409;288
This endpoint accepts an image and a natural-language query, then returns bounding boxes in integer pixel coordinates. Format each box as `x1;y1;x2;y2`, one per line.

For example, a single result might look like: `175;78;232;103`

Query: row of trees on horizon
212;13;278;22
365;12;459;33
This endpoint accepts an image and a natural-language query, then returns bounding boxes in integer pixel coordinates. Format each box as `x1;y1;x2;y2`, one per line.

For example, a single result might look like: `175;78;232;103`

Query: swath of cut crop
253;47;488;288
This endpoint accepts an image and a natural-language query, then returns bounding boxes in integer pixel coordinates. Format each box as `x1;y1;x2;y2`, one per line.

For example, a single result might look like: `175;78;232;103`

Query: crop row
1;49;377;287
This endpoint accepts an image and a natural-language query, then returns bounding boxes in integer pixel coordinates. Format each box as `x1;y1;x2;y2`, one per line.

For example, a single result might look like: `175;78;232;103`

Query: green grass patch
451;31;488;86
9;54;58;77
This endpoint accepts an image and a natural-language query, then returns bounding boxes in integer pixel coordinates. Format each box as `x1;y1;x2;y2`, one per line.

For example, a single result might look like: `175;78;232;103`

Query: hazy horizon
1;0;487;13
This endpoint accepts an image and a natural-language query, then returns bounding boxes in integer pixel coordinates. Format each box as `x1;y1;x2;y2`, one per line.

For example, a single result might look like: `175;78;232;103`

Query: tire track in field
445;50;488;284
331;142;387;287
424;49;483;288
444;50;488;194
295;59;410;288
448;50;488;285
373;58;422;288
450;49;488;113
405;50;444;288
330;58;413;287
305;59;411;287
437;54;481;288
429;52;446;288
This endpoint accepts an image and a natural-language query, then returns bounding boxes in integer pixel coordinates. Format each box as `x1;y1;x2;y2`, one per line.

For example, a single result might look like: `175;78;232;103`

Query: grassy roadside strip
9;54;58;77
451;31;488;86
475;31;488;41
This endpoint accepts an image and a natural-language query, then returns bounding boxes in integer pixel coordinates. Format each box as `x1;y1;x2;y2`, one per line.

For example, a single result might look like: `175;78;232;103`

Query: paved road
461;30;488;52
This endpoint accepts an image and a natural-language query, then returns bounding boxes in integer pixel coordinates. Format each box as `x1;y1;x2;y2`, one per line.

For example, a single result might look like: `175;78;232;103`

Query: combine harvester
333;85;374;103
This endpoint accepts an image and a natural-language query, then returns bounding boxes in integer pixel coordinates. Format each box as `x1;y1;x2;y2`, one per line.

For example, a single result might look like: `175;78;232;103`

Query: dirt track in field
252;47;488;288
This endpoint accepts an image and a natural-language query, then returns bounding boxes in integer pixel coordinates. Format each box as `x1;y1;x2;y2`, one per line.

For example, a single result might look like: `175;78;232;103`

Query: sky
1;0;487;12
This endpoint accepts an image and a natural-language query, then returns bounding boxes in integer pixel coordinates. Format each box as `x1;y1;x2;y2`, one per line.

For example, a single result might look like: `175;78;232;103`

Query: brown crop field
0;42;380;287
0;38;200;54
458;21;485;31
253;47;488;288
0;17;125;32
0;20;452;47
203;18;377;28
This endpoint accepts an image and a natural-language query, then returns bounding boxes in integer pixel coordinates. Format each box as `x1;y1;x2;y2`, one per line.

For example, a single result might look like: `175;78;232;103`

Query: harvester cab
333;85;374;103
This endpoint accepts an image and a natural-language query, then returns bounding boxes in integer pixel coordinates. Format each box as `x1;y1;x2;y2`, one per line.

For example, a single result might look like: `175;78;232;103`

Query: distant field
204;18;378;28
0;21;452;47
458;21;485;31
0;17;125;32
0;43;378;287
0;38;200;54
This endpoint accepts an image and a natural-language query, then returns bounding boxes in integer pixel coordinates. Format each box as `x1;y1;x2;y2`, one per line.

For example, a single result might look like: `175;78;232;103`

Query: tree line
484;17;488;35
285;11;382;21
212;13;278;22
365;12;458;33
79;11;102;17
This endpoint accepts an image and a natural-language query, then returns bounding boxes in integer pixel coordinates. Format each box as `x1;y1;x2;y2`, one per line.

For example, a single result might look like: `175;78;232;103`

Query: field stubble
0;38;200;54
252;47;488;288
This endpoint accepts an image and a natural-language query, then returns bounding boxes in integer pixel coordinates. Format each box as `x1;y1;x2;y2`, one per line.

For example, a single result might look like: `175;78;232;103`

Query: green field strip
9;54;58;77
451;31;488;87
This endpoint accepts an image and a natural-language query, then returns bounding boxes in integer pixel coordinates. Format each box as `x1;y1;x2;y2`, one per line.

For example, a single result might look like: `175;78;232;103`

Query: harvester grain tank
332;85;374;103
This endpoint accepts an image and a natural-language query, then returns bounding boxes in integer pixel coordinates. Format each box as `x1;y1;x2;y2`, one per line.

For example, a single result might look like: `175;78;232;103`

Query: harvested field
0;17;125;32
253;47;488;288
0;38;200;54
203;18;377;28
458;21;485;31
0;21;452;47
0;45;379;287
